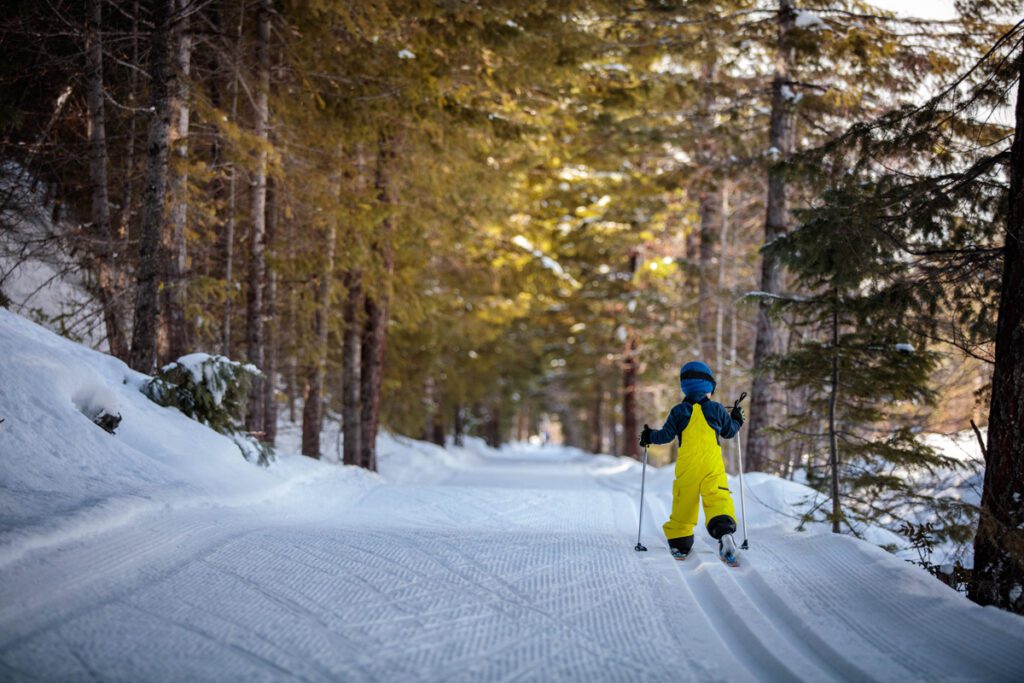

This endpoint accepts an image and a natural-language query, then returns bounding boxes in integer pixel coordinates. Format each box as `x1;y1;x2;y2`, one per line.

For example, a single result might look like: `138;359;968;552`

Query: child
639;360;745;564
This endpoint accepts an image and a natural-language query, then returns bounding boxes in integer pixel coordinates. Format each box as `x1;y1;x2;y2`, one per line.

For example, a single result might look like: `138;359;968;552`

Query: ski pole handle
733;391;747;411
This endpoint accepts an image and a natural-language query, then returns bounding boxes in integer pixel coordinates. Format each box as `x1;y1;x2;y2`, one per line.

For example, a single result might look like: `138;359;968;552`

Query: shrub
143;353;273;466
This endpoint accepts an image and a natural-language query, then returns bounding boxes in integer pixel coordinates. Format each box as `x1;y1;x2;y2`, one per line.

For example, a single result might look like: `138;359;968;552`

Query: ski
719;534;740;567
719;552;740;568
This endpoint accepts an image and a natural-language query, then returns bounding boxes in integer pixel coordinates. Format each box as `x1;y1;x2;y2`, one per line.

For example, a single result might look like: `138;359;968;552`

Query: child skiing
639;361;745;565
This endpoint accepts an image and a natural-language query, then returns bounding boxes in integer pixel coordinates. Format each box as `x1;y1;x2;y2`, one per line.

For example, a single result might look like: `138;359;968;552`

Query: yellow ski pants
662;403;736;540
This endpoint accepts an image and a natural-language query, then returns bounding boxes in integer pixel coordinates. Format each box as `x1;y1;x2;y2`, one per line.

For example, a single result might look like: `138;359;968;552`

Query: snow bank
0;310;369;568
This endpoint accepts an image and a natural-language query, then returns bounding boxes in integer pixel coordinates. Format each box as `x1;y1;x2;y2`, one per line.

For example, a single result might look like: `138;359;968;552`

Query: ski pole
634;444;649;552
733;392;750;550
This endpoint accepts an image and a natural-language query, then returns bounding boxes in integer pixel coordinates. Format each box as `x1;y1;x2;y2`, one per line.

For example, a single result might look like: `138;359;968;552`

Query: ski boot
668;535;694;561
719;534;740;567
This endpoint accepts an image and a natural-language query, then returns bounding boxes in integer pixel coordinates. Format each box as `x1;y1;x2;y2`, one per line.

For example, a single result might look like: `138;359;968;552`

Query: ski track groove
764;537;1024;682
3;450;1022;682
645;494;818;683
691;535;879;683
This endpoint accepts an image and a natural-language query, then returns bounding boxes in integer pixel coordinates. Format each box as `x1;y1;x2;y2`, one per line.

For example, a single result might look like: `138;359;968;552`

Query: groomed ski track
1;445;1022;682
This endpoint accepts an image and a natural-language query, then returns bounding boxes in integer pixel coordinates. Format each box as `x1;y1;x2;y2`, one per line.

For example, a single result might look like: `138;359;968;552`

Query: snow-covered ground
1;309;1023;682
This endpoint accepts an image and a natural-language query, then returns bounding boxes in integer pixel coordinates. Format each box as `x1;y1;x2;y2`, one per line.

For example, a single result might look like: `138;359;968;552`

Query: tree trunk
360;293;387;470
341;272;362;466
85;0;128;360
828;303;841;534
246;0;271;432
163;0;192;362
747;0;796;472
622;249;640;459
358;132;396;472
301;224;335;458
715;181;731;381
590;383;603;453
221;2;245;357
129;0;174;374
486;404;502;448
453;403;464;447
969;53;1024;615
262;179;279;445
623;337;639;459
116;0;139;244
697;186;721;362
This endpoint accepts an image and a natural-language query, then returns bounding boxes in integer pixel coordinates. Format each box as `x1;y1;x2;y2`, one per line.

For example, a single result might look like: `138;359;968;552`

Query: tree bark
246;0;271;432
622;249;640;459
262;179;279;445
747;0;796;472
695;60;720;364
301;223;335;458
116;0;139;244
453;403;464;447
828;303;841;534
590;383;604;454
969;52;1024;614
163;0;192;362
697;186;721;362
358;132;396;472
85;0;128;360
715;181;731;380
341;271;362;466
623;335;639;459
304;222;335;458
129;0;174;374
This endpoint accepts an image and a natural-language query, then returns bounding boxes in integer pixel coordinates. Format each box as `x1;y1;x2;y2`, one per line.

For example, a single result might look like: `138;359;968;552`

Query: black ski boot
668;535;694;561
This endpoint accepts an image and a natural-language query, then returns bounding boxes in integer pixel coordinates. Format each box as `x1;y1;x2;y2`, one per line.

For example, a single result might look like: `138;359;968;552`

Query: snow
2;311;1024;681
511;234;581;288
71;383;121;422
397;49;416;60
794;10;827;30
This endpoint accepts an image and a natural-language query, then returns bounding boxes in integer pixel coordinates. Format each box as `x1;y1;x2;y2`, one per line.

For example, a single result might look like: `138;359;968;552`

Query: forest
1;0;1022;616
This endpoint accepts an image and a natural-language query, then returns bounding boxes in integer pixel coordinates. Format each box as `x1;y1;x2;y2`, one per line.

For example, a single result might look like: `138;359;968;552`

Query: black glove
730;405;745;425
639;424;653;448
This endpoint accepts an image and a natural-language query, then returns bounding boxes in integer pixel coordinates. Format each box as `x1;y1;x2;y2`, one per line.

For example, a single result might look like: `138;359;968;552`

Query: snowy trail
2;446;1023;682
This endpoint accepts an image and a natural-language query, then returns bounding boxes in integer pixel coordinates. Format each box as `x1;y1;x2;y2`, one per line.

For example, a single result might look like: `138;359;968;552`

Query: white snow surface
794;10;827;30
2;310;1023;681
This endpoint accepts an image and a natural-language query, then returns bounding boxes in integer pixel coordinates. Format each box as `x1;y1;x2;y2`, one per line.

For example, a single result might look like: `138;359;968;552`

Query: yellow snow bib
662;402;736;540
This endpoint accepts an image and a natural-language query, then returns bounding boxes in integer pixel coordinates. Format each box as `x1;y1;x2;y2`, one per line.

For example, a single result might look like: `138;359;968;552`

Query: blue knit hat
679;361;716;397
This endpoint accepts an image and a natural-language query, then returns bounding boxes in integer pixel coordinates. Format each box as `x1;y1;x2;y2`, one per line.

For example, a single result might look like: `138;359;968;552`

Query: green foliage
143;354;273;466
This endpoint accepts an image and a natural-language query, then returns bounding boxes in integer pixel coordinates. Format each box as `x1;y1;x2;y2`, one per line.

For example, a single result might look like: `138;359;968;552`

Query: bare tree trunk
453;403;464;447
262;179;279;445
970;52;1024;614
301;224;336;458
85;0;128;360
341;272;362;465
715;181;730;379
622;249;640;459
747;0;796;472
284;265;299;423
164;0;192;362
590;383;603;453
116;0;139;244
623;335;639;459
486;404;502;448
358;133;396;472
129;0;174;374
360;292;387;470
828;302;841;533
246;0;271;432
697;186;721;361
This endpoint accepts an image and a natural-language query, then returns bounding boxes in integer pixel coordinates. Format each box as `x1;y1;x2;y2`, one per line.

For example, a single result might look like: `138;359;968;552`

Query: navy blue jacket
648;395;741;446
